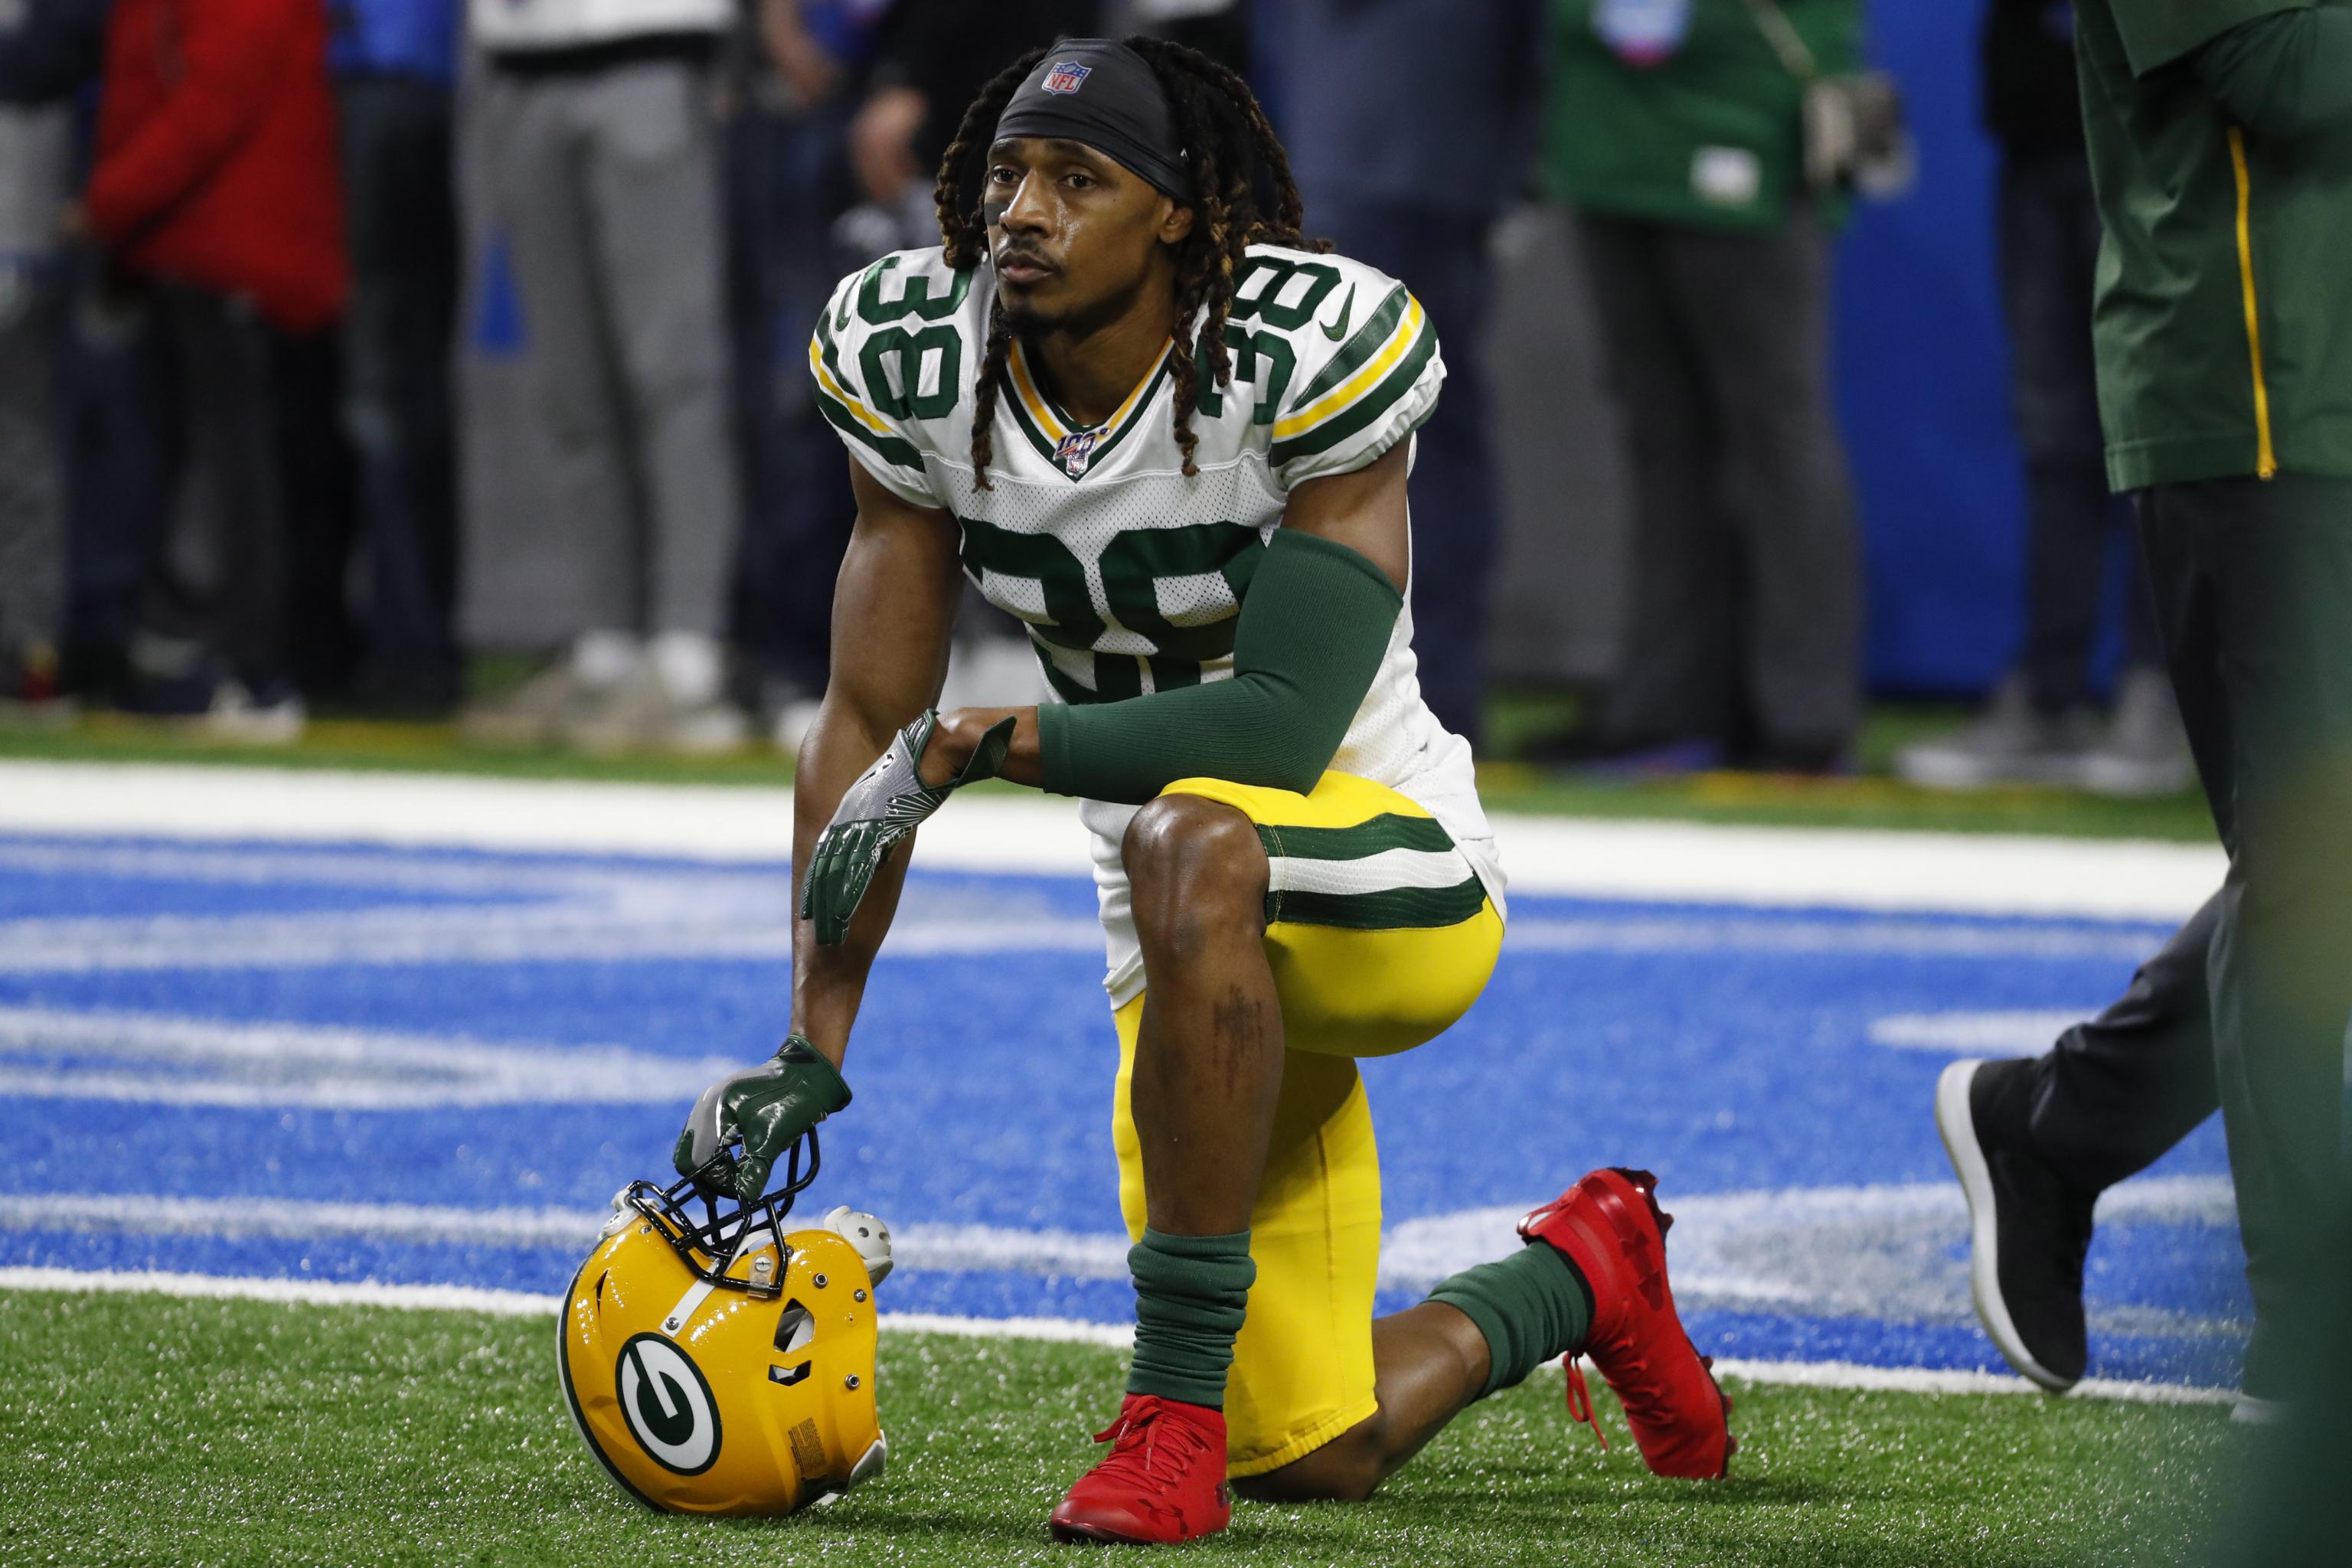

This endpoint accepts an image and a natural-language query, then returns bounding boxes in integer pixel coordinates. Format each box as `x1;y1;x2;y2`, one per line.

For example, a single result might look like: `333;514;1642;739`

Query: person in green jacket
2079;0;2352;1421
1544;0;1865;772
1940;0;2352;1427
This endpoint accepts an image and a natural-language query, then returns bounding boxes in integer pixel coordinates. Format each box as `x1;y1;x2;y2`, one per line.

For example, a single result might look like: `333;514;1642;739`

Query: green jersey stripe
1266;876;1489;932
814;383;926;472
1003;354;1174;482
1255;813;1456;863
1266;323;1439;468
998;365;1065;465
1064;359;1171;476
1295;285;1411;405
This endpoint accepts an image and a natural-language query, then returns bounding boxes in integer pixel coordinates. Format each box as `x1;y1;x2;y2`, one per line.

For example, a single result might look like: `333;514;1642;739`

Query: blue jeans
1998;145;2156;711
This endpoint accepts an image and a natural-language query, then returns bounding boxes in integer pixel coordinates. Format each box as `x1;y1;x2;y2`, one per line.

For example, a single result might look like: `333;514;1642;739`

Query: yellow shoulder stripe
808;333;894;439
1270;297;1426;442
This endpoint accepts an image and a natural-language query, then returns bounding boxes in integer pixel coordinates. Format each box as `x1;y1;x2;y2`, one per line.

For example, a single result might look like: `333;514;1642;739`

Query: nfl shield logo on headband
1043;60;1091;94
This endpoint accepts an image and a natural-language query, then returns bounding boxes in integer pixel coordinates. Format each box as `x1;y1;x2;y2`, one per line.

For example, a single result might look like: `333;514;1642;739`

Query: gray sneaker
560;664;749;756
2081;668;2194;798
459;661;606;748
1895;675;2094;790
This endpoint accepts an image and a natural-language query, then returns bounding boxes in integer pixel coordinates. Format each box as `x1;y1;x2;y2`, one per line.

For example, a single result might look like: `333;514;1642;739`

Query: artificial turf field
0;738;2249;1566
0;1290;2235;1568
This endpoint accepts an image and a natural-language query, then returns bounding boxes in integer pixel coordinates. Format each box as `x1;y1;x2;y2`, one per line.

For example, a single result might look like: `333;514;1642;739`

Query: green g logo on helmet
616;1334;721;1475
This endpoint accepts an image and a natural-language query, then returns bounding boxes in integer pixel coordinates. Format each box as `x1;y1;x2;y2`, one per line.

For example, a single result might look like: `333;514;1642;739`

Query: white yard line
0;1178;2243;1341
0;1265;2230;1405
0;760;2221;917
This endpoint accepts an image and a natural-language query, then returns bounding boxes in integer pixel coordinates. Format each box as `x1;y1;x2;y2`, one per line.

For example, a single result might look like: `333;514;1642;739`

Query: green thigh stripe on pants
1255;813;1458;861
1257;815;1487;931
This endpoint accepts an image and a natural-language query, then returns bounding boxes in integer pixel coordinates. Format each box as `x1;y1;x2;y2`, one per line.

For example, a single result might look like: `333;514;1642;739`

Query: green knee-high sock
1428;1241;1595;1398
1127;1228;1256;1409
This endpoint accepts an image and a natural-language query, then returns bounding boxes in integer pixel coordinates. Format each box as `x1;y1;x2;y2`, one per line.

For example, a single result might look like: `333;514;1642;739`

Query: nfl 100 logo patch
1054;430;1103;476
1042;60;1091;94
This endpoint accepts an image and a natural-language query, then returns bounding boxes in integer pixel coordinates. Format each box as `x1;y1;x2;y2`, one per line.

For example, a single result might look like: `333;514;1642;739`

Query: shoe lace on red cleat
1563;1359;1609;1451
1085;1397;1220;1496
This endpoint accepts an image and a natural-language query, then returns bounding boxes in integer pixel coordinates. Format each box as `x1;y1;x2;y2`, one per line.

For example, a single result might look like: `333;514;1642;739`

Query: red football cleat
1519;1168;1735;1479
1048;1393;1233;1545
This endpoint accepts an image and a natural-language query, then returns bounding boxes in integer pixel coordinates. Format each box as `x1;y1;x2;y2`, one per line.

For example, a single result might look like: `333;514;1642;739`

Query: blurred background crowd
0;0;2190;795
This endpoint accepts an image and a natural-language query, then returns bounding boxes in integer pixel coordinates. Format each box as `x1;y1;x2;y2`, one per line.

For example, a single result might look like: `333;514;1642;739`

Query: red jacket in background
86;0;348;332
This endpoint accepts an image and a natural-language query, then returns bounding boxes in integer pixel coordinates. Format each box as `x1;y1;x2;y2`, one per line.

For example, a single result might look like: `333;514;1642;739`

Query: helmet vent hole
773;1301;816;1356
769;1361;814;1387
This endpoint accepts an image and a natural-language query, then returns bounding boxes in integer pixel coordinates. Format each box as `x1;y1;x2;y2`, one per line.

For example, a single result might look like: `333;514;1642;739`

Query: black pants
724;100;856;701
1576;211;1861;753
137;289;292;687
1997;147;2158;710
1312;196;1503;746
338;73;460;698
2017;475;2352;1394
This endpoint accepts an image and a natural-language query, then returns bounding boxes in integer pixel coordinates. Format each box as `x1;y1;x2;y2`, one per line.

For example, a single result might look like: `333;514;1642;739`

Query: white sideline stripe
0;1191;1135;1278
1511;918;2167;962
0;1266;561;1317
0;1267;2231;1404
1871;1010;2100;1056
0;760;2223;917
1699;1357;2235;1407
1486;814;2220;918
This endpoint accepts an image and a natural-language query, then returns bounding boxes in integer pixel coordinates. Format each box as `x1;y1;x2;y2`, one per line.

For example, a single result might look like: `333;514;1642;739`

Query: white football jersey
811;242;1505;1004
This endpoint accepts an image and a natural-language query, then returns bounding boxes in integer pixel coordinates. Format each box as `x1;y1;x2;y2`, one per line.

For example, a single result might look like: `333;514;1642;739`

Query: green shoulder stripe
1267;322;1439;468
814;381;926;472
1294;286;1410;405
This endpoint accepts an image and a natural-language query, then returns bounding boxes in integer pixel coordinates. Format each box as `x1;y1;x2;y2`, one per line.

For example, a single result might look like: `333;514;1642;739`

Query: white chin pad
821;1204;894;1286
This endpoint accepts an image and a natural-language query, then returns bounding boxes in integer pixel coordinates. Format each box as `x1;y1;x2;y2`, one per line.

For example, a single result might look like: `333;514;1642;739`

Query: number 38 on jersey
808;243;1444;706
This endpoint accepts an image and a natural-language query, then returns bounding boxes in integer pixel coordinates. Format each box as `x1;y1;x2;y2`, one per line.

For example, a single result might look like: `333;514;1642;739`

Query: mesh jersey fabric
810;241;1504;1003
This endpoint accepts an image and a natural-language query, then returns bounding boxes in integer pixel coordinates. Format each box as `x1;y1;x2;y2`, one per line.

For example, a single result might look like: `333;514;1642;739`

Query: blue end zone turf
0;833;2243;1390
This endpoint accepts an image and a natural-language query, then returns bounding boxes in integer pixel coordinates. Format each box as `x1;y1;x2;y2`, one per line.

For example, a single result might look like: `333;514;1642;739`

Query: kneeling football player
676;38;1733;1544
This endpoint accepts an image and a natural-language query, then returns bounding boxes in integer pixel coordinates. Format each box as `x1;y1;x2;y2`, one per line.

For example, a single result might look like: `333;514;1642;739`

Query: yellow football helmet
558;1132;893;1515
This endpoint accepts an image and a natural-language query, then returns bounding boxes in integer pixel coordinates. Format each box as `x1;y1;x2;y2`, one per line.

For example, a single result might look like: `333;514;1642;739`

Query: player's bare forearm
788;463;964;1066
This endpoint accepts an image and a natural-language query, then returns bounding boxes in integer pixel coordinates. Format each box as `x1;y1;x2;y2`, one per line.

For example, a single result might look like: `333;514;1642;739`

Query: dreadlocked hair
932;38;1322;488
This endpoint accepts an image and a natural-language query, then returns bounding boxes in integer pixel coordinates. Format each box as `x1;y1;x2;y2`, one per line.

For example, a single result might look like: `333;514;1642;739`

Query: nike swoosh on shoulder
1319;283;1355;341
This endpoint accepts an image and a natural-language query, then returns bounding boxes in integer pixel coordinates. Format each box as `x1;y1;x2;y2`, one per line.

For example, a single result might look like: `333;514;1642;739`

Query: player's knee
1121;794;1268;929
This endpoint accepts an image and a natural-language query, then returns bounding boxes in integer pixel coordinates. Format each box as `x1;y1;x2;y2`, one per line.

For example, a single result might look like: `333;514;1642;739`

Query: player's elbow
1259;746;1330;799
1233;679;1344;796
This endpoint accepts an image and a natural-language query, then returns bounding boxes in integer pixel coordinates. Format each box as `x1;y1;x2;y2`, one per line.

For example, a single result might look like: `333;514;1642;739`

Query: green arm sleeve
2194;9;2352;138
1036;529;1404;805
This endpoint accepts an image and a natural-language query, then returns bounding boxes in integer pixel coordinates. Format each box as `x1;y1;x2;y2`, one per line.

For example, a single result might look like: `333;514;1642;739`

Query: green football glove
672;1035;852;1204
799;709;1014;946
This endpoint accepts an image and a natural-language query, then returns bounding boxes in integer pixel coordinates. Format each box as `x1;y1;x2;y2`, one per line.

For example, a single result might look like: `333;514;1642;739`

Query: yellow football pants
1109;771;1503;1477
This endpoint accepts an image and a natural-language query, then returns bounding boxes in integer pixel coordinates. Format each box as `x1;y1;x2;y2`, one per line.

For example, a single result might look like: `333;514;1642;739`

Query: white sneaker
772;697;825;756
562;665;749;756
1896;675;2094;790
459;660;604;747
2081;668;2195;798
203;680;305;746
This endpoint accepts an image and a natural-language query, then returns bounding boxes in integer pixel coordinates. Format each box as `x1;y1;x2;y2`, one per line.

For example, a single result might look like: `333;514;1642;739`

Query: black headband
991;40;1190;204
